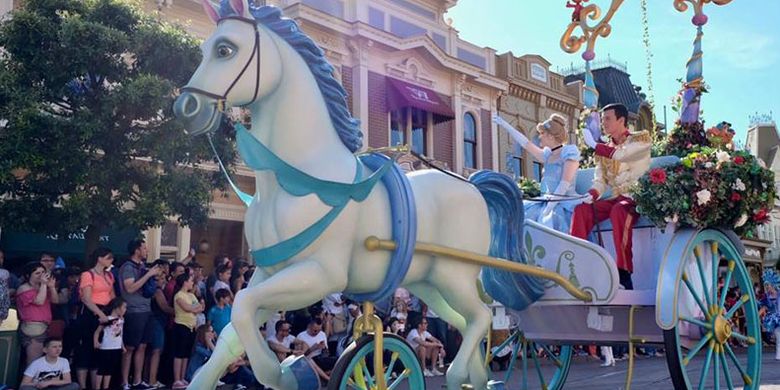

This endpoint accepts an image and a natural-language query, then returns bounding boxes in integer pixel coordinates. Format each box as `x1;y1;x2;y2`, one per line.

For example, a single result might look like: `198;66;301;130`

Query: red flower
649;168;667;185
733;156;745;165
754;209;769;223
731;192;741;202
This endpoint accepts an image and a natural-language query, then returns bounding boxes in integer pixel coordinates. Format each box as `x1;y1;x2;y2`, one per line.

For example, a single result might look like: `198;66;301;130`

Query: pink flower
731;192;741;202
649;169;667;185
733;156;745;165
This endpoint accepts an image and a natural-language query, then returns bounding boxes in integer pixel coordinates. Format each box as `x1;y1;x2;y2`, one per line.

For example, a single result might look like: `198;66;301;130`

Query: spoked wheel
501;330;572;390
663;230;761;390
328;333;425;390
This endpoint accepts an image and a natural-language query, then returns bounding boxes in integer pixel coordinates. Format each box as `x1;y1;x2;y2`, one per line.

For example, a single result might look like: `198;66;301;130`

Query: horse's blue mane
218;2;363;152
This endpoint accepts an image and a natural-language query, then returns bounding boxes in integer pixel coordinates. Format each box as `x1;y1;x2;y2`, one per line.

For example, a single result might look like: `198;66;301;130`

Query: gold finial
674;0;733;26
560;0;625;60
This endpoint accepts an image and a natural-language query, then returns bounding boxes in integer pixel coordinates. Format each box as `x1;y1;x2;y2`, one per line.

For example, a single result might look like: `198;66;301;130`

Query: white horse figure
173;1;541;389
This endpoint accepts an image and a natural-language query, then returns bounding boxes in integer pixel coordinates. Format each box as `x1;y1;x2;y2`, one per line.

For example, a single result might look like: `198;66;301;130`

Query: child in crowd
20;338;79;390
207;288;232;336
93;297;126;390
172;273;205;389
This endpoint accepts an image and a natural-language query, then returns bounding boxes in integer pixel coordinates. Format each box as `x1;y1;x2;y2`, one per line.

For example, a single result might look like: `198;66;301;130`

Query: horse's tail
470;171;544;311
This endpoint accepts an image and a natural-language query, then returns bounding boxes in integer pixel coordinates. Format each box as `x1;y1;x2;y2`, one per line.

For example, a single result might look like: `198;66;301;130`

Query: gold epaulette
595;155;621;178
627;130;651;144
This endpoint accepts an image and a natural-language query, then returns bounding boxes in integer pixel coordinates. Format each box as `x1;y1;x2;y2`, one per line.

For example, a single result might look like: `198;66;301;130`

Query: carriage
325;157;761;390
172;1;761;389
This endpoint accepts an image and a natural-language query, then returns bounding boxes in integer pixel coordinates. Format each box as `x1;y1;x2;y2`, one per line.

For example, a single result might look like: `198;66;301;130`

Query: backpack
120;261;157;299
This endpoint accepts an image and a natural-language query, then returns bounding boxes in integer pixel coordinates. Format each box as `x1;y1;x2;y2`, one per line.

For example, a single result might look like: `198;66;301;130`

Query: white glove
541;201;555;217
553;180;571;196
582;193;594;204
582;127;597;149
493;114;529;148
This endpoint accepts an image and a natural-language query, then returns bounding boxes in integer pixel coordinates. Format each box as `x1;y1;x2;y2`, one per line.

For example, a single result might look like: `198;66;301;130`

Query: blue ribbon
236;124;391;207
234;124;393;267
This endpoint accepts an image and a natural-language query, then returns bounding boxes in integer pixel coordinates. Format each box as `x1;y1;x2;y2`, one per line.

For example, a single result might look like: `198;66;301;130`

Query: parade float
172;0;772;389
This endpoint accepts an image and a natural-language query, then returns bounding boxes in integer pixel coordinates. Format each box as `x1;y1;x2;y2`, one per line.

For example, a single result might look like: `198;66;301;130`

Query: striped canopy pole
673;0;733;124
560;0;625;142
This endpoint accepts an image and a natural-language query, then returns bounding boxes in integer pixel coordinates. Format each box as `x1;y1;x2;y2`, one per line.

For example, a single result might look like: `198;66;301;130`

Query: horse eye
216;44;234;58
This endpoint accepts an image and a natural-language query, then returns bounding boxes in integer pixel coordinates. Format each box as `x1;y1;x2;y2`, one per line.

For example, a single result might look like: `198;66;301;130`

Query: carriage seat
572;155;680;231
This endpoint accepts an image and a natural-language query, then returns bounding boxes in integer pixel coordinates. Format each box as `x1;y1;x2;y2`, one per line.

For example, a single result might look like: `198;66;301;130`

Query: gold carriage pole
364;237;593;302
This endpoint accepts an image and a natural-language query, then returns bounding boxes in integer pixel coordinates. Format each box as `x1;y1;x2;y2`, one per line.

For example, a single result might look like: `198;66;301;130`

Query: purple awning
387;78;455;123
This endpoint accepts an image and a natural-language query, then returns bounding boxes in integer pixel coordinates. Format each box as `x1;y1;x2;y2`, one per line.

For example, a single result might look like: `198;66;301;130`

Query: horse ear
201;0;220;24
229;0;251;17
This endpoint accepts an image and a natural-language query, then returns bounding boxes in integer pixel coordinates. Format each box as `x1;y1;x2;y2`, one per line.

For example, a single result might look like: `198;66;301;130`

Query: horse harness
180;16;262;112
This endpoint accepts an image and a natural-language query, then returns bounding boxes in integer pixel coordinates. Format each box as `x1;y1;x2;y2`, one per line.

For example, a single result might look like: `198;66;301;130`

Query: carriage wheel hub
713;315;731;344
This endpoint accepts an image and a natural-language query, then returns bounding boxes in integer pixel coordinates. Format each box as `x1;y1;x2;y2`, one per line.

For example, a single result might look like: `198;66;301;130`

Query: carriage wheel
328;333;425;390
501;330;572;390
663;230;761;390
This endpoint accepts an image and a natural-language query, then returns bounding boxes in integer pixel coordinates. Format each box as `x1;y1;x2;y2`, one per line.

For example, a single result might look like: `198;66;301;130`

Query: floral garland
517;177;541;198
633;142;775;236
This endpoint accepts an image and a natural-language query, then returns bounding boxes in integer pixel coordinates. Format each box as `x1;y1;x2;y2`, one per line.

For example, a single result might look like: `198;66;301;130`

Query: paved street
419;351;780;389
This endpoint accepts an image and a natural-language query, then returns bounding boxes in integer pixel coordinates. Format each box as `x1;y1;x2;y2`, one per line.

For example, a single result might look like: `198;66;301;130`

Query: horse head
173;0;284;136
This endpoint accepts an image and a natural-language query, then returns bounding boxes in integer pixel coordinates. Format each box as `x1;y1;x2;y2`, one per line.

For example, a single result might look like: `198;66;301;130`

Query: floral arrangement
517;177;541;198
633;146;775;236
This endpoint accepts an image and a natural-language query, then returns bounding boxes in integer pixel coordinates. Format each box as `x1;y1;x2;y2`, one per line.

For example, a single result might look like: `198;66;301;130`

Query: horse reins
180;16;262;112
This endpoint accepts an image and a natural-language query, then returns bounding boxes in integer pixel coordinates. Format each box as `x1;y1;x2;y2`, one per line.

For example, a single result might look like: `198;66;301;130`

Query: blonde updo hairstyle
535;113;568;145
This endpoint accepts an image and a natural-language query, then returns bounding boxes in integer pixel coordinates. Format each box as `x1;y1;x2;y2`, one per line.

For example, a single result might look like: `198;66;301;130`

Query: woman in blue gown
493;113;582;232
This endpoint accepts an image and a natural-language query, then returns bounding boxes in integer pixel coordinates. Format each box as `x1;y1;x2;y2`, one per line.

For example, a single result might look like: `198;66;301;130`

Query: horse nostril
174;93;201;119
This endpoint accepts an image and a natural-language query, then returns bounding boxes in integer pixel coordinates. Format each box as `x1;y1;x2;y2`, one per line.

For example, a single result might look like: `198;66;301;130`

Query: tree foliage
0;0;236;257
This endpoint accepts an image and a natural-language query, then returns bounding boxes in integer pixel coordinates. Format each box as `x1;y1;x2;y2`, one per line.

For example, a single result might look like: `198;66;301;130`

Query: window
510;156;523;179
390;108;431;155
533;162;543;181
411;108;427;155
464;112;478;169
390;109;406;147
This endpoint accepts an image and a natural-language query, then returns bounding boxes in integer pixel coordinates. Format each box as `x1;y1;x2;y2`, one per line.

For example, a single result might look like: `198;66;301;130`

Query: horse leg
188;270;272;390
231;260;344;390
429;280;491;390
407;282;479;389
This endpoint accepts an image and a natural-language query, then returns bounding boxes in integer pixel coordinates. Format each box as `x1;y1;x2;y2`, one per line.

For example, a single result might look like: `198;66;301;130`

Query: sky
446;0;780;144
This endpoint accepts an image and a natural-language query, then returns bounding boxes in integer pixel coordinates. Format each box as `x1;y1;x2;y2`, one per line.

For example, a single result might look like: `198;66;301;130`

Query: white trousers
601;346;614;363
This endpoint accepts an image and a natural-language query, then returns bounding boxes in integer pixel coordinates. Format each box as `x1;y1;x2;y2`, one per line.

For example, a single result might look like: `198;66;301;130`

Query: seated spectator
267;320;301;362
207;288;232;336
386;317;407;337
406;319;445;377
19;337;79;390
185;324;255;389
185;324;216;382
297;318;336;381
322;293;345;338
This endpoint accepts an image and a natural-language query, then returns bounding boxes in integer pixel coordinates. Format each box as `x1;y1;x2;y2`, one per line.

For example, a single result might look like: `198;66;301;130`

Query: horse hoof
280;355;320;390
487;380;507;390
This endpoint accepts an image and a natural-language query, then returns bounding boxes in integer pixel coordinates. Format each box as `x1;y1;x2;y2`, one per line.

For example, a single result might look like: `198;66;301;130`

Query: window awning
387;78;455;124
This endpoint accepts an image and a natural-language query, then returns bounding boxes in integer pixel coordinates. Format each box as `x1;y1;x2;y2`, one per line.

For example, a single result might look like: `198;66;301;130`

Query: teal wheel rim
337;334;425;390
665;230;761;390
502;330;571;390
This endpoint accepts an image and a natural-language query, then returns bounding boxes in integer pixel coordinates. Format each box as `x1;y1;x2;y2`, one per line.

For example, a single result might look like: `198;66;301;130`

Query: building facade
495;52;582;181
744;118;780;268
0;0;582;265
